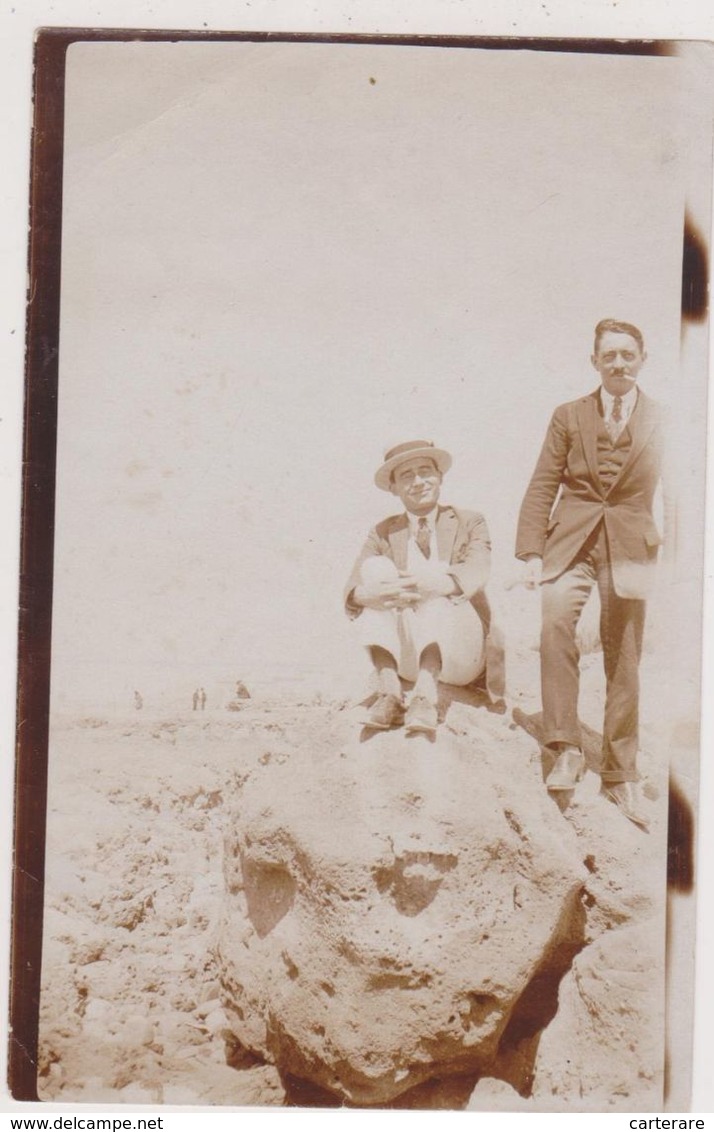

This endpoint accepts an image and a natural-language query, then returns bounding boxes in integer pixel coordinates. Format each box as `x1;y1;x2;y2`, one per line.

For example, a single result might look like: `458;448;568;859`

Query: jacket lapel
607;390;658;494
576;392;603;492
388;515;410;571
436;506;459;563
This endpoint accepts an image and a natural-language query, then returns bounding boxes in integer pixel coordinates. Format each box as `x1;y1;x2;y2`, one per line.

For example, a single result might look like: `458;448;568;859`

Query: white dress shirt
406;509;439;570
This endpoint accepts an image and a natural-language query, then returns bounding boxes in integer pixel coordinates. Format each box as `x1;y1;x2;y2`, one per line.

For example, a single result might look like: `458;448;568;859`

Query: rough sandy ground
37;705;314;1106
36;588;687;1107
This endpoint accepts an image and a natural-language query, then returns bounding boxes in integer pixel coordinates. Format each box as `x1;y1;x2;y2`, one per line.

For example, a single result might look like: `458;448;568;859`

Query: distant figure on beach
200;688;207;711
192;690;199;712
226;681;251;712
134;691;143;711
345;440;505;737
516;319;665;832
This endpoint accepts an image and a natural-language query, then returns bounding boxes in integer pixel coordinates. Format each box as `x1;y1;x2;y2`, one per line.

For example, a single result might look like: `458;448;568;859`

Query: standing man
515;319;664;831
345;440;505;736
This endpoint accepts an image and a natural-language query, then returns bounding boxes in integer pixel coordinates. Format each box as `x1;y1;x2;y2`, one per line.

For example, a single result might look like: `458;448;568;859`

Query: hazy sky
51;40;692;707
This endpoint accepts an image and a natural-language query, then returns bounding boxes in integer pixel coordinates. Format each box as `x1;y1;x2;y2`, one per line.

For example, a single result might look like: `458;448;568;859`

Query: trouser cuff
543;729;581;751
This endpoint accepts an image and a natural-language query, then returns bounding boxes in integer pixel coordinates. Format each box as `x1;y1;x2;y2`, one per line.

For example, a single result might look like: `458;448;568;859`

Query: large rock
217;703;587;1104
467;725;668;1112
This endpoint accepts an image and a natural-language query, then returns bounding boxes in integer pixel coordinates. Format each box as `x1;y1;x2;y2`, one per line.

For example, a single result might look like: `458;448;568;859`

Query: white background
52;39;685;709
2;0;714;1124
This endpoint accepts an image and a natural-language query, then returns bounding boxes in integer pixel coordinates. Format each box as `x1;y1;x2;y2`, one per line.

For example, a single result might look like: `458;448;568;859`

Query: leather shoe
546;747;585;791
404;696;438;736
364;693;405;731
600;782;650;833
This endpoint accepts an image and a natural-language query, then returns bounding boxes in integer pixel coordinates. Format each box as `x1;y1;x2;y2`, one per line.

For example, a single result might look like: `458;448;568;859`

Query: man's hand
521;555;543;590
353;572;421;611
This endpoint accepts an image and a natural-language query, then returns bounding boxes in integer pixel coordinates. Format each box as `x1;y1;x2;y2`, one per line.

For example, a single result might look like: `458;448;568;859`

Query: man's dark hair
593;318;645;354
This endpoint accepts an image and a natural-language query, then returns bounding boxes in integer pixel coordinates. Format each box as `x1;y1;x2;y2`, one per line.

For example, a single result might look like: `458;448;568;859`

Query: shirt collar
600;384;638;419
407;507;438;534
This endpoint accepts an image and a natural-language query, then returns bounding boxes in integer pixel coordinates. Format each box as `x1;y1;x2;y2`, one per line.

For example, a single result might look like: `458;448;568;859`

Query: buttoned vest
596;417;632;490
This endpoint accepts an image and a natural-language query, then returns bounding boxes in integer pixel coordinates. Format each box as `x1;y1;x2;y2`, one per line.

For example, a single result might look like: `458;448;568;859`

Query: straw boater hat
374;440;452;491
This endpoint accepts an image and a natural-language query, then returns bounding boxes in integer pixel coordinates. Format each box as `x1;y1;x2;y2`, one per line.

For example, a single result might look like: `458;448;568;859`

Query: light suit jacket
345;504;505;698
515;388;664;598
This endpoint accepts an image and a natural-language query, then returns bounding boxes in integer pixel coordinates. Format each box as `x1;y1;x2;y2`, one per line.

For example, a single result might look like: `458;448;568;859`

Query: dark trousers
540;524;645;783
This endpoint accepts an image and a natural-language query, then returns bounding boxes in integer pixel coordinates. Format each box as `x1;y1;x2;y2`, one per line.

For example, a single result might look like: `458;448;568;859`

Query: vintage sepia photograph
10;30;713;1112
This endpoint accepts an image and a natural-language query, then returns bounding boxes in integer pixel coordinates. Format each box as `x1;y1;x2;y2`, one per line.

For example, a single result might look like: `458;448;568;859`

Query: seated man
345;440;504;735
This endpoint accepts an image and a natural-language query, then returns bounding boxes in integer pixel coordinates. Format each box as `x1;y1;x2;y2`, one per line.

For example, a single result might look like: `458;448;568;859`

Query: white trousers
356;557;485;686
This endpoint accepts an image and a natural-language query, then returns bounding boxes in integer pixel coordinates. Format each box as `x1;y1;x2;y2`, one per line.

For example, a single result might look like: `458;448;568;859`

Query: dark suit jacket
345;504;505;697
515;388;664;598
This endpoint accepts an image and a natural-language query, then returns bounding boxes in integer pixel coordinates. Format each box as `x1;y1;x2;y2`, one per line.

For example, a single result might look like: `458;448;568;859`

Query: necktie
416;517;431;559
607;396;624;442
